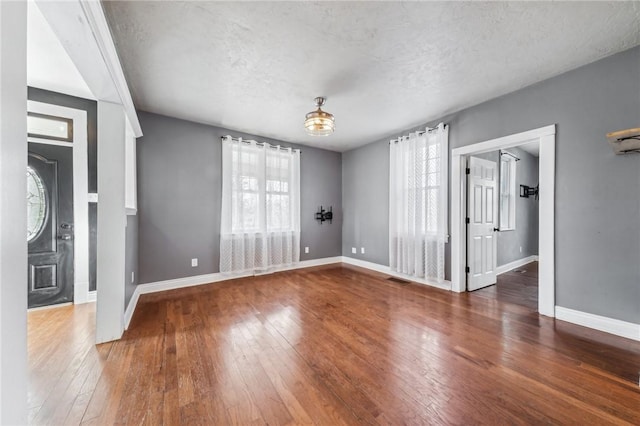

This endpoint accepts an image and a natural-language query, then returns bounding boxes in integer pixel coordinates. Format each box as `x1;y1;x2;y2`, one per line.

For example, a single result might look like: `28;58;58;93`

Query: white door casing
27;101;90;305
450;124;555;317
467;157;498;291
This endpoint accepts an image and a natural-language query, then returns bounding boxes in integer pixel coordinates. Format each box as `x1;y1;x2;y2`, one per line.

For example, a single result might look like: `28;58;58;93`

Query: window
389;124;448;281
228;146;296;233
220;136;301;273
27;166;47;242
27;112;73;142
499;155;517;230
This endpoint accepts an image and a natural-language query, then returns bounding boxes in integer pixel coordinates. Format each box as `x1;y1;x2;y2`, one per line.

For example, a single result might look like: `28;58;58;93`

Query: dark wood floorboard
28;265;640;425
473;261;539;311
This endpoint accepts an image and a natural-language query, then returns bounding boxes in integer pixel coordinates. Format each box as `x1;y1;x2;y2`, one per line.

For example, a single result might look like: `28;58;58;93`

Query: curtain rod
221;135;300;153
389;123;448;144
500;150;520;161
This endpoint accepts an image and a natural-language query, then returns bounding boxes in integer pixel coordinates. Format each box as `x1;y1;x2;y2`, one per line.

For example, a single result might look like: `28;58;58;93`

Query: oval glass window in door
27;166;47;242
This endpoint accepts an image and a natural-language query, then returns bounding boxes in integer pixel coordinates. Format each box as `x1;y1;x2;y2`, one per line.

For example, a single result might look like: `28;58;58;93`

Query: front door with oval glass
27;143;74;308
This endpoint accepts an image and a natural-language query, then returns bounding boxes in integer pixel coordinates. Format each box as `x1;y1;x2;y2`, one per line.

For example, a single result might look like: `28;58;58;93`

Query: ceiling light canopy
304;97;335;136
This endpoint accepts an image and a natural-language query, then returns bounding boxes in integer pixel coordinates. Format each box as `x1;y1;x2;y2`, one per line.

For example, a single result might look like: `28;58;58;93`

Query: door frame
27;100;91;305
451;124;556;317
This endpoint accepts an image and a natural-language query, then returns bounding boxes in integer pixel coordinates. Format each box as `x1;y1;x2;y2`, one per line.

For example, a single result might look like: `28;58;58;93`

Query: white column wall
96;100;126;344
0;1;28;423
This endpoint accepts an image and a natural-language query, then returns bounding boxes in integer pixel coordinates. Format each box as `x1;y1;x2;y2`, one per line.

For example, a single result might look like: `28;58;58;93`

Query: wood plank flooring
28;265;640;425
473;261;539;310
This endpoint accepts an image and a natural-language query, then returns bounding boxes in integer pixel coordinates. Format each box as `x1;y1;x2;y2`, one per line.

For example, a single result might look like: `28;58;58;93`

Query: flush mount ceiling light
304;97;335;136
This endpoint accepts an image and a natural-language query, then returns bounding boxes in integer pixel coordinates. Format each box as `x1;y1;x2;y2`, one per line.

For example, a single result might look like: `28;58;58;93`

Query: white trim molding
341;257;452;291
496;255;539;276
451;124;556;318
555;307;640;342
78;1;141;137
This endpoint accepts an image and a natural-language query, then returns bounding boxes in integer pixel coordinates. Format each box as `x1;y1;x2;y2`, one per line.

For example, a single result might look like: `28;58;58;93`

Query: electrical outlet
304;246;309;254
361;247;365;254
191;258;198;267
131;271;135;283
351;247;357;254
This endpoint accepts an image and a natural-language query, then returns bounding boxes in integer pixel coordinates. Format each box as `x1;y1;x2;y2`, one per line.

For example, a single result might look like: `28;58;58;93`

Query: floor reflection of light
266;305;301;343
388;313;452;416
224;305;301;358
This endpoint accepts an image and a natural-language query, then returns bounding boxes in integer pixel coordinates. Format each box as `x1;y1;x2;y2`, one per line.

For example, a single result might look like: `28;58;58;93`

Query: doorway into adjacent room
465;143;540;311
450;125;556;317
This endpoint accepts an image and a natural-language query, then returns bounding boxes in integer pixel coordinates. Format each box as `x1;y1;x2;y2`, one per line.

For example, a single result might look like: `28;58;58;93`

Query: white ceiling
27;1;94;100
103;1;640;152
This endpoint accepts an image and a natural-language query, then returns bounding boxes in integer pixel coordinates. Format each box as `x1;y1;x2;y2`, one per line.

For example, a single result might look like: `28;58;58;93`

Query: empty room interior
1;1;640;424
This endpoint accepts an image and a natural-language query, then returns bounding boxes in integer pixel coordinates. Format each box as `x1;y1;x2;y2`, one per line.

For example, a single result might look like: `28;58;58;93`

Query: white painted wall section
0;2;28;423
96;101;127;344
125;117;137;214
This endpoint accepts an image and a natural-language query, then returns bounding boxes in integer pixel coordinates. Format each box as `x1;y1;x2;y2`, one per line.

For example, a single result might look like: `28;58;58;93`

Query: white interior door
467;156;498;291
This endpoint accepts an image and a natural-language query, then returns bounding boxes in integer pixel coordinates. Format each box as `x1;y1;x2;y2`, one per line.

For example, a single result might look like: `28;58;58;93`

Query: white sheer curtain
220;136;300;274
389;123;448;281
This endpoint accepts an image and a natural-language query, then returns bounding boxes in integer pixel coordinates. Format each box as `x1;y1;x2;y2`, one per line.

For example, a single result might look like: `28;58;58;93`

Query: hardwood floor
472;261;539;311
28;265;640;425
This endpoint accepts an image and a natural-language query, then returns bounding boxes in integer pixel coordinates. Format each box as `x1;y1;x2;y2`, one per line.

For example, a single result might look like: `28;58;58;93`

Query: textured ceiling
103;1;640;152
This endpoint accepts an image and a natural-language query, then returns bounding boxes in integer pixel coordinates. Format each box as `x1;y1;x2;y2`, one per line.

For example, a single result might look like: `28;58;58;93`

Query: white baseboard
124;256;343;329
87;291;96;302
555;306;639;342
124;288;139;330
496;255;538;275
341;256;452;291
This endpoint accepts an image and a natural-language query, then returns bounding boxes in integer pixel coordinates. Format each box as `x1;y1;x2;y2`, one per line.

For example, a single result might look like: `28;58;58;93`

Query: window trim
499;155;517;231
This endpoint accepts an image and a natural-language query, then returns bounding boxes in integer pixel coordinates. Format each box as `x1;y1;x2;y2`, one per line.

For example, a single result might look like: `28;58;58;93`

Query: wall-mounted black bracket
520;184;539;199
315;205;333;224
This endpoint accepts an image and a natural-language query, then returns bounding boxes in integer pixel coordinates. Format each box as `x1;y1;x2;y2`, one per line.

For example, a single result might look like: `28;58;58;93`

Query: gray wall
136;111;342;284
472;147;539;266
342;46;640;324
342;139;390;266
125;215;138;309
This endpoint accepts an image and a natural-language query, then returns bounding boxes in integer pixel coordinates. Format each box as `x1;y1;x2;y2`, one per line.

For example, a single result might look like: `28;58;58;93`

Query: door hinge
465;168;470;175
466;217;470;224
466;266;470;273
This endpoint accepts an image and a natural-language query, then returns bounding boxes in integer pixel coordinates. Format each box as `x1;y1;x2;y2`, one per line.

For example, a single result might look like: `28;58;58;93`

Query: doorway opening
450;125;556;317
27;101;91;309
465;142;540;311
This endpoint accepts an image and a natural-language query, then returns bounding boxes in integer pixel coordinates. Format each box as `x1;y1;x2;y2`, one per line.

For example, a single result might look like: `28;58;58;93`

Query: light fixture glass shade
304;97;334;136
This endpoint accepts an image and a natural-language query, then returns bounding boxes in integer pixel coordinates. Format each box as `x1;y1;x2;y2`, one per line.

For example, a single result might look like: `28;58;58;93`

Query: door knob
493;227;500;232
58;234;72;241
60;223;73;230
